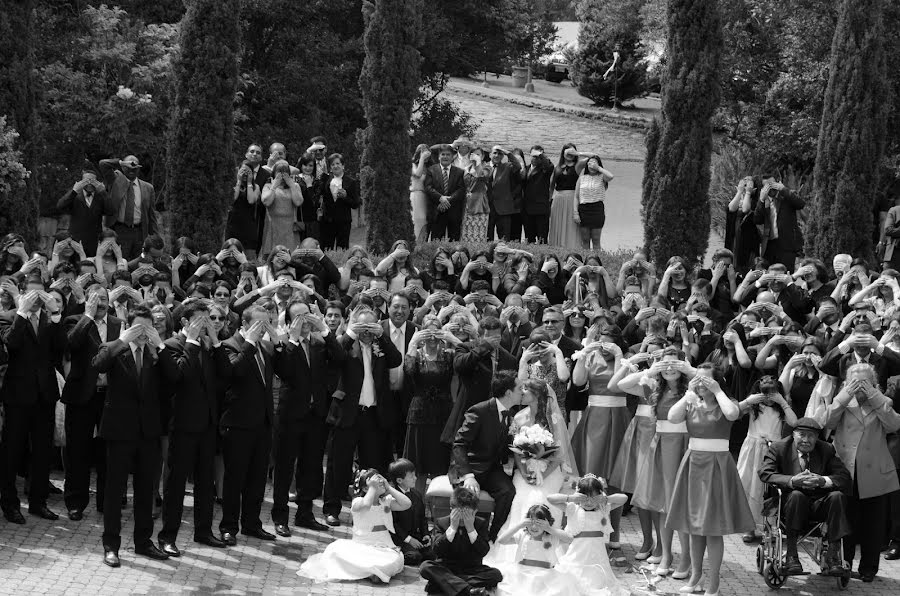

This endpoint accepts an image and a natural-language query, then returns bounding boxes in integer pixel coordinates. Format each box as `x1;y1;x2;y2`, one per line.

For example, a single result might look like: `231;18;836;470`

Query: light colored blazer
826;390;900;499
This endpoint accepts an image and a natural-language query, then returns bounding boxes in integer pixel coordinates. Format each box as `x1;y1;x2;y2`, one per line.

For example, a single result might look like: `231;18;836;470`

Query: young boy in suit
389;458;432;565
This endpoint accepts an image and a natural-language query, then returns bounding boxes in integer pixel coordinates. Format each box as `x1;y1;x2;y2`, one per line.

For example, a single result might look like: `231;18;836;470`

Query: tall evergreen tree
807;0;890;260
359;0;423;254
166;0;240;252
642;0;722;268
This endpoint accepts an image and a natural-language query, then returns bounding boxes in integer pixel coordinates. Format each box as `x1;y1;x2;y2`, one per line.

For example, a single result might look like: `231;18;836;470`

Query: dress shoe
742;531;760;544
885;543;900;560
782;554;803;575
325;514;341;527
860;571;876;583
103;549;120;568
158;540;181;558
68;509;84;521
28;505;59;521
470;589;489;596
221;532;237;546
647;555;662;564
135;542;169;560
672;569;691;580
274;524;291;538
47;482;62;495
294;515;330;532
242;527;276;541
194;534;226;548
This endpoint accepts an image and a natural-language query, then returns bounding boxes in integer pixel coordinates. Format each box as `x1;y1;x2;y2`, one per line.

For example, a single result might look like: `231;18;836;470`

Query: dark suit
270;331;346;524
0;310;66;513
98;160;159;260
754;187;805;271
819;343;900;393
391;487;432;565
758;437;852;543
157;334;227;543
383;318;416;452
62;313;122;513
425;164;467;241
226;165;270;252
522;157;553;243
322;333;402;518
500;321;533;360
320;175;361;250
92;339;167;552
57;187;114;256
738;283;814;325
420;515;502;595
450;398;515;541
217;332;275;534
487;161;523;240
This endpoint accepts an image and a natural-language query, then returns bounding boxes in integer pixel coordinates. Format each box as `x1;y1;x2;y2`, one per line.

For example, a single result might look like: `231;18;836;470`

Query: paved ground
3;474;900;595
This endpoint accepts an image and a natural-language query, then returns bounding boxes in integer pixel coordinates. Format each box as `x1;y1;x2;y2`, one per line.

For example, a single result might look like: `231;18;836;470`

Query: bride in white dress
485;378;579;564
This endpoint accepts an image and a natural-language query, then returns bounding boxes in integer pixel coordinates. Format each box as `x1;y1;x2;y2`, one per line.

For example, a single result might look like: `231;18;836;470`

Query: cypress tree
359;0;423;254
642;0;722;269
166;0;240;252
807;0;889;260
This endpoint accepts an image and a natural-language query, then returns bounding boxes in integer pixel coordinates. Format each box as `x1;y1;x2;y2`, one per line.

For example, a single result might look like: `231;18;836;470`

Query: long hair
748;375;789;420
522;378;551;429
557;142;577;168
650;347;689;412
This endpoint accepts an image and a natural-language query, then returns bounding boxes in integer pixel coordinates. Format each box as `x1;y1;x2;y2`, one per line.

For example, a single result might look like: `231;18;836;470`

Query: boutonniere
371;344;384;358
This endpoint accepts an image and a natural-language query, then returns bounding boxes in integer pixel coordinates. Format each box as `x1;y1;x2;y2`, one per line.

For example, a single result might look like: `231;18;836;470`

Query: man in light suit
826;364;900;582
99;155;159;260
425;144;466;241
383;292;417;454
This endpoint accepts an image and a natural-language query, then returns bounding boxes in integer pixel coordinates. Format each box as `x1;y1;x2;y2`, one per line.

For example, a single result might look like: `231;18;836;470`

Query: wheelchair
755;483;851;590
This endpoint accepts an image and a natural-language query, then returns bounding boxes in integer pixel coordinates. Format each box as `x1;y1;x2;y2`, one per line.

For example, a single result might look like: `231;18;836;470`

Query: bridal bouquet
509;424;559;486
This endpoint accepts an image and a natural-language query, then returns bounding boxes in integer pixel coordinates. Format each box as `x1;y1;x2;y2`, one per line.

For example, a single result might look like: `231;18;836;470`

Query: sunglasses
214;292;230;298
209;315;225;321
543;319;564;325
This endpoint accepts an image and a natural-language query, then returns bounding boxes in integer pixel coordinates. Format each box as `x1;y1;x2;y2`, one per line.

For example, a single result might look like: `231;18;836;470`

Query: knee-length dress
735;404;783;527
298;497;404;583
610;385;656;493
631;387;689;513
403;349;454;476
557;502;629;596
571;354;632;488
666;401;755;536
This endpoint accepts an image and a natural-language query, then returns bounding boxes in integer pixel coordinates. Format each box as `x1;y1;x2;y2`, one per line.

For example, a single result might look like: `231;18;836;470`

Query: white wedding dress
484;401;578;565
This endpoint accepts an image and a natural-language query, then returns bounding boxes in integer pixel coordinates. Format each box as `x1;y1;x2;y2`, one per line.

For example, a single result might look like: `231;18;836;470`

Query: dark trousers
322;407;391;518
475;466;515;541
103;437;160;551
271;415;328;524
890;484;900;542
763;239;797;273
63;393;107;512
522;213;549;244
494;215;513;241
783;490;851;543
159;427;217;542
486;209;497;241
112;223;144;261
0;402;53;512
430;215;461;242
319;221;351;250
219;425;271;534
420;560;502;596
510;213;522;242
844;476;888;575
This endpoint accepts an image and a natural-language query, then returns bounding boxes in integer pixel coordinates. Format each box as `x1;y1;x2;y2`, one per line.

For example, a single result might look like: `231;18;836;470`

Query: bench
424;475;495;522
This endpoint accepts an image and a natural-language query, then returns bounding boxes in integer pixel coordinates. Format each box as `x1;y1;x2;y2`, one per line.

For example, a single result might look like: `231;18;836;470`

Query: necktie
360;344;376;407
390;328;404;390
799;452;808;472
300;337;310;365
134;345;143;373
255;348;266;381
124;181;136;225
30;314;39;334
443;167;450;195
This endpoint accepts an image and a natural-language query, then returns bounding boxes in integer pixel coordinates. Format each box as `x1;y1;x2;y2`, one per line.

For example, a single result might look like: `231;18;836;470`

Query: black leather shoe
68;509;84;521
294;515;330;532
194;534;226;548
3;509;25;524
783;554;803;575
274;524;291;538
135;542;169;560
885;544;900;560
221;532;237;546
103;549;120;568
28;505;59;521
47;483;62;495
470;589;489;596
325;514;341;527
158;540;181;557
861;572;876;583
242;527;276;541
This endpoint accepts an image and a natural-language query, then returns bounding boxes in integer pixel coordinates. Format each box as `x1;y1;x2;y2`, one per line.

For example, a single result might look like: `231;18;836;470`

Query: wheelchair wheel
836;572;850;590
764;561;786;590
756;545;766;575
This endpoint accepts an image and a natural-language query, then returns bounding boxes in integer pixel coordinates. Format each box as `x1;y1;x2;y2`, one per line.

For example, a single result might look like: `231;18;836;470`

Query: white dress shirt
389;321;405;390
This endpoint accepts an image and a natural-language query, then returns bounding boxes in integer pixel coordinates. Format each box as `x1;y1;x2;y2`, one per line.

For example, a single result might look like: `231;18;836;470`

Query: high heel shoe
672;569;692;580
679;584;704;594
703;592;718;596
655;566;673;576
635;549;653;560
647;555;662;564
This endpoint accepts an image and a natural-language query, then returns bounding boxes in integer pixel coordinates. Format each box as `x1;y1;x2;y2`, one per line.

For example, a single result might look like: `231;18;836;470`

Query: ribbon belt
655;420;687;433
519;559;552;569
371;525;388;532
577;530;606;538
635;404;654;417
588;395;627;407
688;438;729;452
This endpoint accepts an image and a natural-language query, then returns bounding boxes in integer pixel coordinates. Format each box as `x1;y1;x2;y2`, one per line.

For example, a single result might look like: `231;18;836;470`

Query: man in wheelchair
759;417;851;576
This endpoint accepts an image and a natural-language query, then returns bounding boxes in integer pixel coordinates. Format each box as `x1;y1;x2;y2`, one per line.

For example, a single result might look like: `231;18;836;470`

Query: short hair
541;305;564;320
127;303;153;325
180;299;210;322
388;458;416;484
242;304;268;325
491;369;518;399
449;487;479;510
357;268;376;279
327;153;343;167
192;283;212;298
78;259;97;271
325;300;346;316
471;280;490;293
853;322;874;335
239;262;257;274
390;291;410;307
142;234;165;252
712;248;734;263
432;280;450;292
480;315;501;331
154;272;172;284
310;135;327;145
52;261;76;278
297;155;314;169
526;503;555;526
110;270;133;285
283;298;310;325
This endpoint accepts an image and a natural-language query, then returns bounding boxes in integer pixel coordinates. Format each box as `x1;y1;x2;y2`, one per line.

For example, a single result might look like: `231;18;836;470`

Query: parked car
544;53;569;83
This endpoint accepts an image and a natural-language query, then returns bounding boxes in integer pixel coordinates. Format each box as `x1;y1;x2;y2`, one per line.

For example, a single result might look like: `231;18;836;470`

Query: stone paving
2;474;900;595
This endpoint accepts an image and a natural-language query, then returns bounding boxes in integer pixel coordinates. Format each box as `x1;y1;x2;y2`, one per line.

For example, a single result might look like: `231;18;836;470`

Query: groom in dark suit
425;144;466;241
450;370;530;541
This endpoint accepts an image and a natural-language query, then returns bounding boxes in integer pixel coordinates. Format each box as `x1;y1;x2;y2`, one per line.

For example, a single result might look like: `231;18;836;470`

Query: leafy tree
571;0;649;106
166;0;241;252
410;98;479;155
643;0;722;268
806;0;890;260
0;118;33;242
358;0;423;254
505;0;558;67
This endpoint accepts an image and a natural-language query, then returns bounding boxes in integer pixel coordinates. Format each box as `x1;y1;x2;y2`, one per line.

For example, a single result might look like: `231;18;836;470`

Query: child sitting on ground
389;458;432;565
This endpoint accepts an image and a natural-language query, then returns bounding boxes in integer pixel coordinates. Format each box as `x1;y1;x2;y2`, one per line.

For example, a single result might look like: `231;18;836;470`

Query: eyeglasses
209;315;225;321
214;293;230;298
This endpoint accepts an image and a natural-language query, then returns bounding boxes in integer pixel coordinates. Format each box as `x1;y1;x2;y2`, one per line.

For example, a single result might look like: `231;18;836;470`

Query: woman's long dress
462;163;490;243
410;165;429;242
735;404;783;528
403;349;454;477
548;166;581;249
260;187;298;257
610;385;655;493
631;387;689;513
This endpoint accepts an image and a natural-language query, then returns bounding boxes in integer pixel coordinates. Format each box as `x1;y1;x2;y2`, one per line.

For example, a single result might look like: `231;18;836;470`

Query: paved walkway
2;474;899;594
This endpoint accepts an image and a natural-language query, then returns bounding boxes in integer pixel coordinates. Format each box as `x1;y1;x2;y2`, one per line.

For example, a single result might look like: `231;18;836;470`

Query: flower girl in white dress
298;469;411;584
